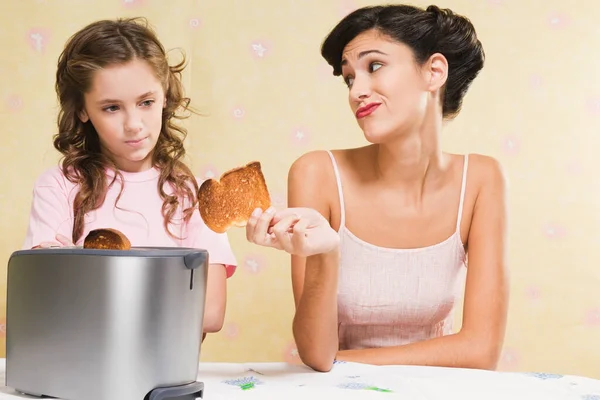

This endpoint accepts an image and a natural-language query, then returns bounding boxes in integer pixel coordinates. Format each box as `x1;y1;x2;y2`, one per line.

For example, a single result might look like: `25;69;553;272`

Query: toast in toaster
83;228;132;250
198;161;271;234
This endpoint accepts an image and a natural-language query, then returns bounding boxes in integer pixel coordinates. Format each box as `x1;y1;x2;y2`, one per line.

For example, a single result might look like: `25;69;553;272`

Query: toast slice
198;161;271;233
83;228;132;250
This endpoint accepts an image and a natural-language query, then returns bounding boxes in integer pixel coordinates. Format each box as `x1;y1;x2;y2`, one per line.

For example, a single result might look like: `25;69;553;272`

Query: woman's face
340;29;437;144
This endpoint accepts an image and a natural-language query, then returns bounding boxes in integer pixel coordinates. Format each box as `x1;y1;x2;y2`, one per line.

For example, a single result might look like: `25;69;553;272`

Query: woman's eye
344;76;354;87
370;62;382;72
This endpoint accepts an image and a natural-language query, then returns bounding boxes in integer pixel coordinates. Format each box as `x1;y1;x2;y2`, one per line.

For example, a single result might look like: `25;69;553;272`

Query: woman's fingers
253;207;276;243
271;214;301;253
290;217;311;254
246;207;338;256
246;208;262;242
247;207;283;248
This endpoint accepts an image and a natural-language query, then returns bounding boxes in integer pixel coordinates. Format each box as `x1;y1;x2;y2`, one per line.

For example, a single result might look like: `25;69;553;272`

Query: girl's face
79;59;165;172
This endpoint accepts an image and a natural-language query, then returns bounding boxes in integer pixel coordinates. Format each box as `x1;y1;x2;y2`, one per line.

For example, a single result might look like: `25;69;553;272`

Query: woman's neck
371;121;447;201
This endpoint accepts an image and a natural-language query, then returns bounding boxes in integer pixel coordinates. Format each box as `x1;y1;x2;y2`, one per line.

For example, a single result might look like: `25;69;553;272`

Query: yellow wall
1;0;598;379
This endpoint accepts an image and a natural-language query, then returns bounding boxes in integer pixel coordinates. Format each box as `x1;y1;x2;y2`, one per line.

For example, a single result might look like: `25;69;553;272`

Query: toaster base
14;381;204;400
146;381;204;400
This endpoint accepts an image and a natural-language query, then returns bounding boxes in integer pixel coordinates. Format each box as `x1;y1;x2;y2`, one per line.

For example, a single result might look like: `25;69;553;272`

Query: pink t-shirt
22;166;237;278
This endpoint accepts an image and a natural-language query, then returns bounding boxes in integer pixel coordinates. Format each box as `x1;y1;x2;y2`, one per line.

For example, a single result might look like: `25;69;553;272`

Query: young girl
247;4;508;371
22;18;237;336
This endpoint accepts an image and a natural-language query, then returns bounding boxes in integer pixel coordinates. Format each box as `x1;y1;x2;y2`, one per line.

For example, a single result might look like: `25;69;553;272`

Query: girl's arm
190;216;237;336
23;168;73;249
202;263;227;333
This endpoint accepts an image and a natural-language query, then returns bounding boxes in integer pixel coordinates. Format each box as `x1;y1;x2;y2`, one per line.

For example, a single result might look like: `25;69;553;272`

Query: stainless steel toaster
5;247;210;400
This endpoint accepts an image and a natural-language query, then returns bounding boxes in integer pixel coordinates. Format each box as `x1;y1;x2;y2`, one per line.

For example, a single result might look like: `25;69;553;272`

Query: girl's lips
125;137;147;147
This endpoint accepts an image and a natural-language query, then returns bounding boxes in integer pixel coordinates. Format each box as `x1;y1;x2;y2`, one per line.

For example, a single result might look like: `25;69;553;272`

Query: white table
0;358;598;399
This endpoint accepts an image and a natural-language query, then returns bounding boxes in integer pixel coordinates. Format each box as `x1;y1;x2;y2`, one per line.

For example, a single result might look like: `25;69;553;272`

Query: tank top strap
325;150;346;229
456;154;469;232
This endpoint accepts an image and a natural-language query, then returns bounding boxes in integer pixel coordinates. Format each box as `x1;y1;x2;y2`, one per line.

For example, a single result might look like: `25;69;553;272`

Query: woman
247;4;508;372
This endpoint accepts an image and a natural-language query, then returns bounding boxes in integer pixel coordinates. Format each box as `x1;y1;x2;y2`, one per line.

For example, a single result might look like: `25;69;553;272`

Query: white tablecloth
0;358;598;399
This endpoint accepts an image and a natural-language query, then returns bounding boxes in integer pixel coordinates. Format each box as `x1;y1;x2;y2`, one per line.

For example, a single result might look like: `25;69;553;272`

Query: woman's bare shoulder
465;153;507;187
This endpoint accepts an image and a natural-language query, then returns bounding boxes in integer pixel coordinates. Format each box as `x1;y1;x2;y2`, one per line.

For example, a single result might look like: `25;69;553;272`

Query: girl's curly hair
53;17;198;244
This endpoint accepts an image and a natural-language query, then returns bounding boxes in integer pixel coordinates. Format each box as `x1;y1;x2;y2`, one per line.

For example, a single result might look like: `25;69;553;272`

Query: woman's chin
362;130;392;144
361;123;413;144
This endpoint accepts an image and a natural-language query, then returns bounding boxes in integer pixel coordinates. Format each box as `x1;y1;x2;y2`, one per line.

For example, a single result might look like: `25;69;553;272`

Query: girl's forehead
86;60;163;99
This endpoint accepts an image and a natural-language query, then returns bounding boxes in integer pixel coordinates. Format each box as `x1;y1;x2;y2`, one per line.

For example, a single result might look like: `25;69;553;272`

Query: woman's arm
292;250;340;371
288;152;341;372
337;156;509;370
246;151;341;372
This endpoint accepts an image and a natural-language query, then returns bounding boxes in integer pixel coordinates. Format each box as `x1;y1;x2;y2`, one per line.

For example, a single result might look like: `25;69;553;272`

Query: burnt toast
198;161;271;233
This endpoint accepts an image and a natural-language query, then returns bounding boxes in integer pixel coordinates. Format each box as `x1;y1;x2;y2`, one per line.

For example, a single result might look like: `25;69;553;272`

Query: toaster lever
184;251;207;291
183;252;207;270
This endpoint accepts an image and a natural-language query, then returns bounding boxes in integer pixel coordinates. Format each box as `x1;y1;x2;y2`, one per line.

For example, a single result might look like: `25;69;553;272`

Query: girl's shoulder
32;165;76;192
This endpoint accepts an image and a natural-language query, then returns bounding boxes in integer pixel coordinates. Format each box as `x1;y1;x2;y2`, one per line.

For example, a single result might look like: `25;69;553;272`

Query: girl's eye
344;76;354;88
140;100;154;107
103;106;118;112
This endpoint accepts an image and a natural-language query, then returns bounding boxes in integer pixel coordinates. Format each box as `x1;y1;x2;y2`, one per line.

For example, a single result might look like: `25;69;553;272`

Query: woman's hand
32;234;74;249
246;207;339;257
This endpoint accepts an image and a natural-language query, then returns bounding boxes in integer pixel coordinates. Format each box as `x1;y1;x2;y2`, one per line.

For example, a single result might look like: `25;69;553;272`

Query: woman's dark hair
321;4;485;119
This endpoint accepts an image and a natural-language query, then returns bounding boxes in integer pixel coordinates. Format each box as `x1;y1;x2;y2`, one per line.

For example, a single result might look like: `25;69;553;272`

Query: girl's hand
32;234;74;249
